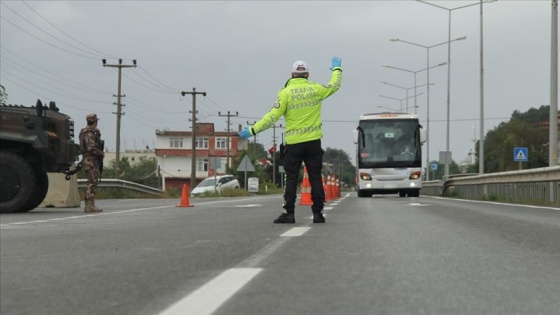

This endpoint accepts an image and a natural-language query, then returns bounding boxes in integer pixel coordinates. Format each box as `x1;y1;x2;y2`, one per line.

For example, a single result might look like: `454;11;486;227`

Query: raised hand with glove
238;126;255;140
330;56;342;71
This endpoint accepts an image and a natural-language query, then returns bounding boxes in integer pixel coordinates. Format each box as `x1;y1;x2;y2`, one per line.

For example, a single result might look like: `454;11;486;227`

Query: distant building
103;150;155;167
459;149;475;173
154;123;246;191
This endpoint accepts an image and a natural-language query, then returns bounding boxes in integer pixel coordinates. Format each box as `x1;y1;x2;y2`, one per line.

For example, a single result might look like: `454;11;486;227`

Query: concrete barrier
39;173;81;208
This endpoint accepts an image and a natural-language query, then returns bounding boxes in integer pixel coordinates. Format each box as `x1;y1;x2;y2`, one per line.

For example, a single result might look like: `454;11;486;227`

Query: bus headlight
409;170;422;180
359;172;372;181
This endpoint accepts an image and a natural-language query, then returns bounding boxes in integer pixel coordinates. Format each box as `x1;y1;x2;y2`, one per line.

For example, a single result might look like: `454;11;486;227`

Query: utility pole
272;124;283;186
247;121;257;158
550;0;558;167
102;58;137;177
181;88;207;192
219;111;238;171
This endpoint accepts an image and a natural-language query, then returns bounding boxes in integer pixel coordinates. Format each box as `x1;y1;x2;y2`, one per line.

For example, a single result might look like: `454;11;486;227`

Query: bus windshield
357;119;421;168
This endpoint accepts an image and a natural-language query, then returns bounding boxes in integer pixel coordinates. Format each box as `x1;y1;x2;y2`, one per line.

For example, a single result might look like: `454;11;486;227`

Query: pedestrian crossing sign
513;147;528;162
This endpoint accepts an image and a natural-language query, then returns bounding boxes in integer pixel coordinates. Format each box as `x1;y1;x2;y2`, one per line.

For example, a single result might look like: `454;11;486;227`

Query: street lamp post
550;0;558;167
389;36;466;180
380;81;435;112
379;93;424;112
417;0;496;179
382;62;447;114
377;105;400;112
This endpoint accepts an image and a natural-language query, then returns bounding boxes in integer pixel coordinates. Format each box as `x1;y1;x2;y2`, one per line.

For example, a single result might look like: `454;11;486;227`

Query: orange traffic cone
322;176;329;201
335;177;341;197
299;166;313;205
325;175;332;201
329;175;336;200
176;183;194;207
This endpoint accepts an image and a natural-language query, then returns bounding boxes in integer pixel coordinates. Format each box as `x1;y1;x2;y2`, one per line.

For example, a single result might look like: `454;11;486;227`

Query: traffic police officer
239;57;342;223
79;113;104;213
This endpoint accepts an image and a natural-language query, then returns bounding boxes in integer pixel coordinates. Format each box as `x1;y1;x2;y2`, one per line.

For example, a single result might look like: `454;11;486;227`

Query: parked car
190;175;240;196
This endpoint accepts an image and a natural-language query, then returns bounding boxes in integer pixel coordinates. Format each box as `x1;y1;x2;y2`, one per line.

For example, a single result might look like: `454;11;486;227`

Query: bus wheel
408;189;420;197
399;191;407;197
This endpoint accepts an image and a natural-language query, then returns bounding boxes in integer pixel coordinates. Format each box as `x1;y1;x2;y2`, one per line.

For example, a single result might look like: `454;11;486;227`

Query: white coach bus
353;112;427;197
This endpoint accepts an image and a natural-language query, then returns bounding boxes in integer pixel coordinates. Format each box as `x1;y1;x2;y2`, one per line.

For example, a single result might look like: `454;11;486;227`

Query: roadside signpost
513;147;528;170
236;155;255;189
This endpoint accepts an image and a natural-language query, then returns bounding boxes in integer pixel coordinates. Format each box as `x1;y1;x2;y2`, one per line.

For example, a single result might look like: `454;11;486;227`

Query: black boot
313;212;325;223
273;213;295;224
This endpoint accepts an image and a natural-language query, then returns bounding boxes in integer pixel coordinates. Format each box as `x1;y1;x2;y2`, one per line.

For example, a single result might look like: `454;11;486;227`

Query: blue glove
330;56;342;71
238;126;253;140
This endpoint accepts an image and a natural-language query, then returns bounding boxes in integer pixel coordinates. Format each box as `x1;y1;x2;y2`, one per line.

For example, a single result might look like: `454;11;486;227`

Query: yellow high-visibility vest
253;68;342;145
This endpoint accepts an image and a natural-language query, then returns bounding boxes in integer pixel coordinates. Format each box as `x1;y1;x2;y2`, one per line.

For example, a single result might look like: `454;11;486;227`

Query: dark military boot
273;212;295;224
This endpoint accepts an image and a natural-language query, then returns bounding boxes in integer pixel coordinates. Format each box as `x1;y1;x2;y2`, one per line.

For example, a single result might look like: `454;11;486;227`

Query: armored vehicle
0;100;80;213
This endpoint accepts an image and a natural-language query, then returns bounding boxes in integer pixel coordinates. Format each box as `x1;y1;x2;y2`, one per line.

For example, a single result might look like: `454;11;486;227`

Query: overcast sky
1;0;556;167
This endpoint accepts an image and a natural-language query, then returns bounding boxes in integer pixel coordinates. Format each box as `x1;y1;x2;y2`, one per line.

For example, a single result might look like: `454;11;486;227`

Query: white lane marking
233;204;262;208
324;207;334;210
239;237;290;268
0;205;172;228
158;268;262;315
1;197;276;228
160;216;311;314
409;203;430;206
191;196;275;205
427;196;560;211
281;227;311;237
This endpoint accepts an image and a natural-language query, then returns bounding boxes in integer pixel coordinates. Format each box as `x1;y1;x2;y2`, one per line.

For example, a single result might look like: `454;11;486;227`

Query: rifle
99;139;105;181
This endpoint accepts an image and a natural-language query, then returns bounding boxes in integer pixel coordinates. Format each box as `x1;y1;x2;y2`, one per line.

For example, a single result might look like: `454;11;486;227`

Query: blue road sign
429;162;439;171
513;147;528;162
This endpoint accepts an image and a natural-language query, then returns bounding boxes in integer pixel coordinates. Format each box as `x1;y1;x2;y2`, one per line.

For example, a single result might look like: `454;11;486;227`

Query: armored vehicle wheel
0;151;38;213
19;170;49;212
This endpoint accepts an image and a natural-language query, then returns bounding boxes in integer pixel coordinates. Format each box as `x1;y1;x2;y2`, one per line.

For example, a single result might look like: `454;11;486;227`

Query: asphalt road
1;194;559;315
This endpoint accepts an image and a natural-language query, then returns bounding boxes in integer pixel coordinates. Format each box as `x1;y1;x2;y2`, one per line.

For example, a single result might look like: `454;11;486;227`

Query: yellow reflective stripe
285;124;322;137
287;99;321;110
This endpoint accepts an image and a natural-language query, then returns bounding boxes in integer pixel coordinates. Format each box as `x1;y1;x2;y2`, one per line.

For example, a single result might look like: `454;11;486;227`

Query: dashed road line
280;226;311;237
0;205;172;228
123;198;344;315
158;268;262;315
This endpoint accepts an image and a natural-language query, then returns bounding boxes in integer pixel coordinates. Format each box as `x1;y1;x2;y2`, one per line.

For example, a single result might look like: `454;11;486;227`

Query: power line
137;66;179;93
0;45;110;94
2;69;110;104
0;16;99;60
20;0;118;59
123;73;177;94
1;2;104;59
1;58;109;98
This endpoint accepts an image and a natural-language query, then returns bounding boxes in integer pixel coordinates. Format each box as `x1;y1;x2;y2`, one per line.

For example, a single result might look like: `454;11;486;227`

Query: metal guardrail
422;166;560;206
77;179;164;196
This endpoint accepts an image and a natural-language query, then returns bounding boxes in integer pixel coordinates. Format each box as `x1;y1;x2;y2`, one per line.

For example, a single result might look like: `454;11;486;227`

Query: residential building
154;123;246;191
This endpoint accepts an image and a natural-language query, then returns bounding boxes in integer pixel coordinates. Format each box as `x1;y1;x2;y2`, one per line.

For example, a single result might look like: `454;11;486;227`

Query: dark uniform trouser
282;139;324;214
